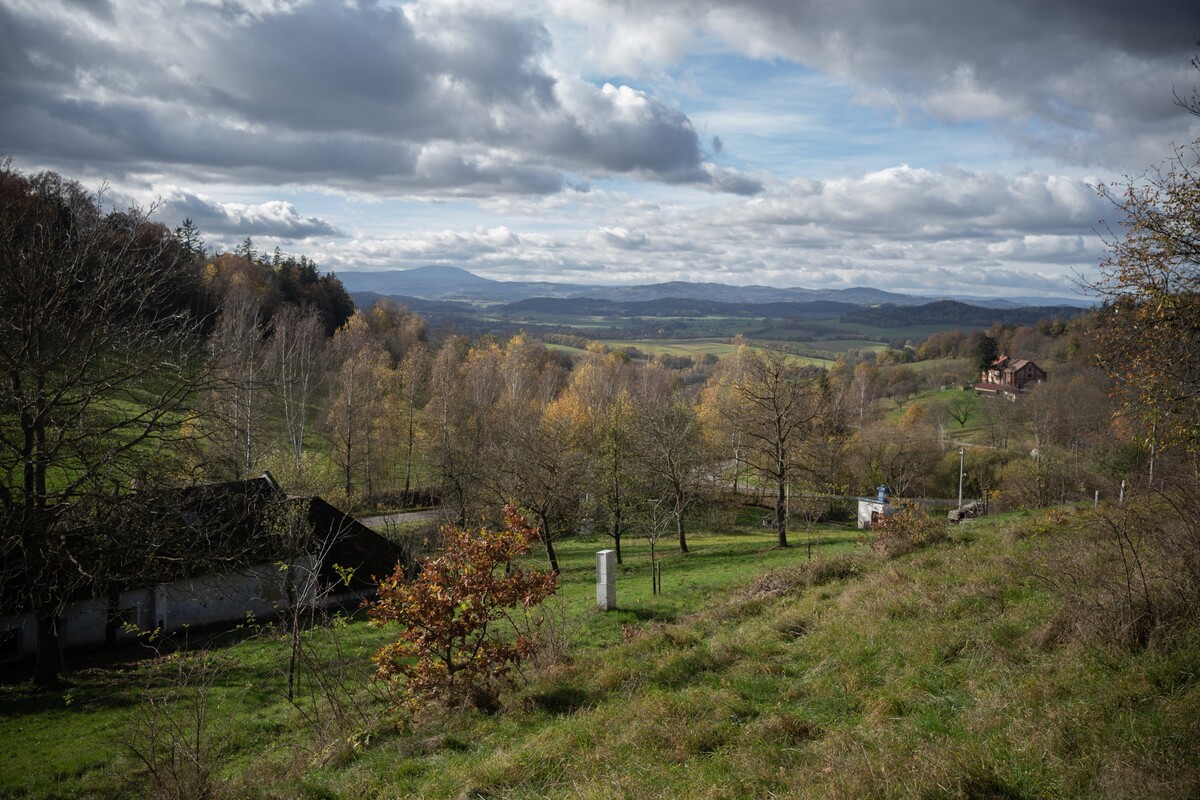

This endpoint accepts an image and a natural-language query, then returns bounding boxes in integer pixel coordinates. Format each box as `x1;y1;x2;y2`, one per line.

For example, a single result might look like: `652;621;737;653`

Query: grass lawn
0;512;855;799
3;507;1198;799
806;338;888;354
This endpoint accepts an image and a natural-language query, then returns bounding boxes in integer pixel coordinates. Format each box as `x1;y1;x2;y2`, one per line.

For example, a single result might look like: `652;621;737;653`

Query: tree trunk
649;544;657;595
676;504;688;554
612;513;623;565
539;518;560;573
104;590;120;649
403;410;415;498
775;477;789;548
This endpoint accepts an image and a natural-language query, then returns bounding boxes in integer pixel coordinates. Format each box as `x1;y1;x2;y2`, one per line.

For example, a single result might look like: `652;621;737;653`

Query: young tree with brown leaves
369;506;557;713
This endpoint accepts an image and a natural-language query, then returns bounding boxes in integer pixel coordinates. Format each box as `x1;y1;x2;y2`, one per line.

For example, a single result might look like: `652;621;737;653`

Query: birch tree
267;304;326;485
209;285;269;478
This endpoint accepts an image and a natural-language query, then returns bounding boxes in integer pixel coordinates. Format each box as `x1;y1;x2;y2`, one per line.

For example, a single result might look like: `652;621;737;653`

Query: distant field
493;303;998;352
809;319;981;340
597;338;739;357
596;339;836;367
543;342;590;355
906;356;973;377
802;339;888;354
549;336;877;363
486;315;615;330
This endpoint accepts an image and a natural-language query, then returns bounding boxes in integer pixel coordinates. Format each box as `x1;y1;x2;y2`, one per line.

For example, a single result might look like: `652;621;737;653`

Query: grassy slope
3;510;1198;799
342;513;1198;800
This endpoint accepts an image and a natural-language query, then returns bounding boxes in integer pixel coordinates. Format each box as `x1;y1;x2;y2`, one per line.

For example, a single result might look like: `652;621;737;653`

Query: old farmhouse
0;473;401;662
976;355;1047;395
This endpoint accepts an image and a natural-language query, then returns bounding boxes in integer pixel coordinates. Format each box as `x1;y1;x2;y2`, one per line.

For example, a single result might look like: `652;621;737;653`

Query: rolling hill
336;266;1090;308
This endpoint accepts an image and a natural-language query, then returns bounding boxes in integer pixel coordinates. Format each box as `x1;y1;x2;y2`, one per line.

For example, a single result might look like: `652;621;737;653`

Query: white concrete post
596;549;616;611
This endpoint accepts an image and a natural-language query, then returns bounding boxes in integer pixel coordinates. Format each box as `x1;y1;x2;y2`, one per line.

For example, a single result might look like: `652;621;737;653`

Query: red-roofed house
977;355;1047;394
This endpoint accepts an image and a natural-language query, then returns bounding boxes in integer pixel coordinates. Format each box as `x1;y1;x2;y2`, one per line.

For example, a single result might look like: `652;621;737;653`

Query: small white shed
856;485;897;529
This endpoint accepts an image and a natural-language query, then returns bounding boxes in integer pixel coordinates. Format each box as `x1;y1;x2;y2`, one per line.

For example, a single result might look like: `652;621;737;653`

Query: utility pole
957;447;965;509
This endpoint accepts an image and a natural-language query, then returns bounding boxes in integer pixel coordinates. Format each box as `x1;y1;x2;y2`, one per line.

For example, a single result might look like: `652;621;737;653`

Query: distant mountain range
497;297;863;319
335;265;1093;309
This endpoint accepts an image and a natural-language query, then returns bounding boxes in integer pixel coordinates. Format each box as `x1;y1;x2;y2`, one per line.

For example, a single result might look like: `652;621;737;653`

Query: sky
2;0;1199;299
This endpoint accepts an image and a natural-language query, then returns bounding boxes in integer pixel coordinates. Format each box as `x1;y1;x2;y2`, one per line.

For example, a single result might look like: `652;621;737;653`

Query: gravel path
358;508;440;529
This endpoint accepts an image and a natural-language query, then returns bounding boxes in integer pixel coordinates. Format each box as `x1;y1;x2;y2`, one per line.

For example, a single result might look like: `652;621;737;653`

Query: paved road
358;508;441;529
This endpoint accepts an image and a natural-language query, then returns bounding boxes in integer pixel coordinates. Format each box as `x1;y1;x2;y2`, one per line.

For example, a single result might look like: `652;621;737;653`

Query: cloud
731;166;1107;244
590;226;649;249
701;163;764;196
310;165;1107;297
0;0;1171;299
552;0;1200;169
159;191;342;239
0;0;746;194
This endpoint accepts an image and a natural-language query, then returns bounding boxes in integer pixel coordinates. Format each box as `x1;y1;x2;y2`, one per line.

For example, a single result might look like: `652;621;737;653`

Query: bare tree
640;498;671;595
856;420;943;498
557;346;639;563
0;164;210;685
268;304;326;486
634;367;706;554
947;393;974;428
421;337;480;526
208;285;269;478
851;361;881;429
322;315;390;504
483;336;578;573
1091;139;1200;456
978;395;1024;452
702;345;829;548
391;343;430;501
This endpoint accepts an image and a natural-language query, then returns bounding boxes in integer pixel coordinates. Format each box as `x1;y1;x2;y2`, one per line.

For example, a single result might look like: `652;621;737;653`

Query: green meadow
3;505;1198;799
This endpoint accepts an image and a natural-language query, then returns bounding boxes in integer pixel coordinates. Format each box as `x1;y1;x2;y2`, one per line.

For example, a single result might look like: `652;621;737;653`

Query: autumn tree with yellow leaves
1093;139;1200;459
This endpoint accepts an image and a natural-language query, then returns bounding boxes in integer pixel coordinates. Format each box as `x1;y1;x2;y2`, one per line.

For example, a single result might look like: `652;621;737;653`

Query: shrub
125;639;232;800
369;506;558;714
745;554;863;598
869;500;948;558
1040;489;1200;648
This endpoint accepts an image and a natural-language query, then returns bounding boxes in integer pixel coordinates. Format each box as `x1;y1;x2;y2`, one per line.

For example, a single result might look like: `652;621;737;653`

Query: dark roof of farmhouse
1;474;399;612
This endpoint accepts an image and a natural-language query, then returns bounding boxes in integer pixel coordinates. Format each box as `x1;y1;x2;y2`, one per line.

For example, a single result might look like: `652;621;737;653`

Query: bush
696;498;743;534
369;506;558;714
745;554;863;598
869;500;948;558
1040;490;1200;648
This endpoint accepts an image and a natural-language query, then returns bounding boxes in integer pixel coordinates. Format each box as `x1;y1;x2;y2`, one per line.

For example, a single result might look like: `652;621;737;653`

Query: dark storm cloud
0;0;745;194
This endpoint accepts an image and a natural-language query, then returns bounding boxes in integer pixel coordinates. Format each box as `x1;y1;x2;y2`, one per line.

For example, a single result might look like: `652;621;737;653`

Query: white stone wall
0;555;322;659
